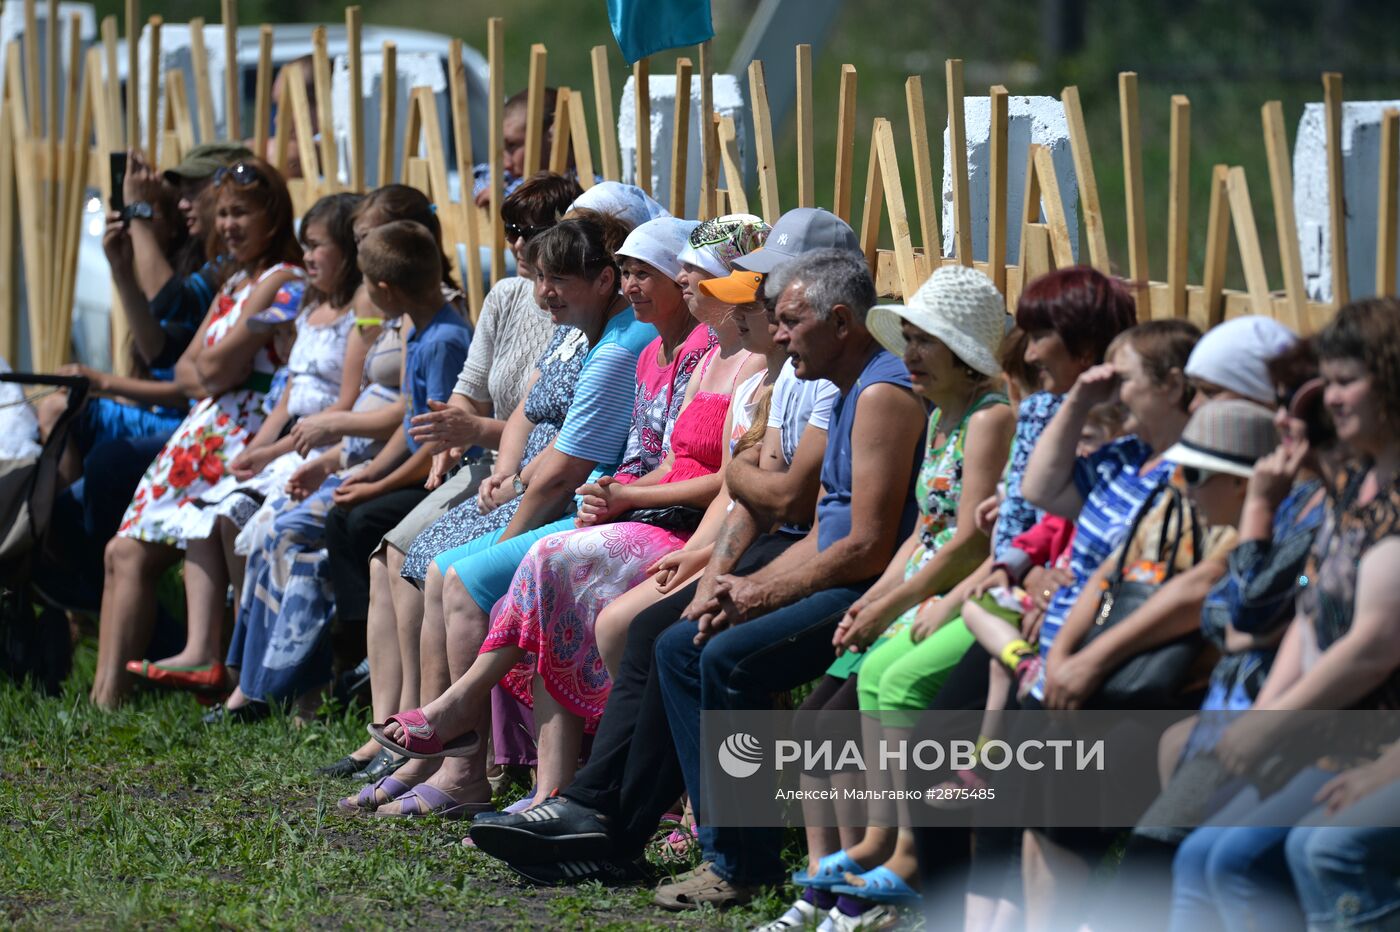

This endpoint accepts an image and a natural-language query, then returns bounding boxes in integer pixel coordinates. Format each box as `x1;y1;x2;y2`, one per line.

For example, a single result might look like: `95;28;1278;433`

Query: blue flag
607;0;714;64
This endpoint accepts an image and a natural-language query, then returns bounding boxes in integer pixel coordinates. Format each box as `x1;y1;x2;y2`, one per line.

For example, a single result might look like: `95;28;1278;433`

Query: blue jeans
1286;780;1400;930
654;583;866;886
1170;767;1333;932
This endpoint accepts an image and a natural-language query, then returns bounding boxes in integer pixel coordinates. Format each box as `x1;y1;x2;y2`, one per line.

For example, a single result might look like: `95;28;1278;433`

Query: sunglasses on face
504;222;552;242
212;162;265;188
1181;465;1215;488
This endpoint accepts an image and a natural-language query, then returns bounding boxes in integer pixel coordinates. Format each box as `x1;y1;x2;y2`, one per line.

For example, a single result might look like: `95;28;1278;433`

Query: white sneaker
815;903;898;932
753;897;820;930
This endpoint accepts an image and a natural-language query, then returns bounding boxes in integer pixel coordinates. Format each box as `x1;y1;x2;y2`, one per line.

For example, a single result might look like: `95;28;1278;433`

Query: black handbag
1079;482;1206;709
620;505;706;533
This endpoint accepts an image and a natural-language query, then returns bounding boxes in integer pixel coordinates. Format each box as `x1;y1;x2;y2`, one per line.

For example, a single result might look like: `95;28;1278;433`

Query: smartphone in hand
109;152;128;213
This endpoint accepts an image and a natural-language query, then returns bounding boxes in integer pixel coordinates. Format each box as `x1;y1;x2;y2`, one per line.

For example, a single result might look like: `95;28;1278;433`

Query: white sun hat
867;265;1009;377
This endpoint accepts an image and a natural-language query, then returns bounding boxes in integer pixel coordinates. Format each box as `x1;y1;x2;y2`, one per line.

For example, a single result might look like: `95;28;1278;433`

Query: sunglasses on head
1181;465;1216;488
504;222;552;242
212;162;265;188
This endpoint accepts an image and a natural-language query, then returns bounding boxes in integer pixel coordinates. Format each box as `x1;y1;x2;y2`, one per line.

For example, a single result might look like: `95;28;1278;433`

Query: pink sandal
367;708;481;760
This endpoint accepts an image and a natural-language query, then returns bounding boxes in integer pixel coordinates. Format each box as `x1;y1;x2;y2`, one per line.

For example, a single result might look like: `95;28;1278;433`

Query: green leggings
856;616;974;712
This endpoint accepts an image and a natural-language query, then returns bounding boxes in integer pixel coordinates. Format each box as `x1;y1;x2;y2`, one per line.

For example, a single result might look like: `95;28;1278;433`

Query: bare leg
377;572;504;813
846;828;919;887
1022;829;1091;932
353;547;403;762
378;562;453;793
220;517;245;614
595;578;669;679
389;548;425;708
156;532;230;669
91;536;179;707
528;673;584;803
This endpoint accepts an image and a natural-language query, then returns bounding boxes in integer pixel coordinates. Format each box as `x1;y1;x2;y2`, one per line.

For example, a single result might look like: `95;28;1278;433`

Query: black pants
324;486;429;645
564;532;799;858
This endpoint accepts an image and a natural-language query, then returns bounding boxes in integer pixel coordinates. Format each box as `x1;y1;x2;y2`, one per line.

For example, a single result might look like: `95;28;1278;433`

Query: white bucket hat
867;265;1009;378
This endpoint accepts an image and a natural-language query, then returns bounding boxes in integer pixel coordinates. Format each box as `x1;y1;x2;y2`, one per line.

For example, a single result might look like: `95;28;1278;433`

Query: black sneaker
468;796;614;865
508;856;648;887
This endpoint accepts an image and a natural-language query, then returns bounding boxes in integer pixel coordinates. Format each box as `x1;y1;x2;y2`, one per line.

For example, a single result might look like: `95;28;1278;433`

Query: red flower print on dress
150;484;166;500
216;413;231;428
203;435;224;454
167;452;198;489
199;454;224;483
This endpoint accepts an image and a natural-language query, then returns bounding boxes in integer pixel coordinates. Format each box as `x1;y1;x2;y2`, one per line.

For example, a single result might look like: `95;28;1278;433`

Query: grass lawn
0;641;800;930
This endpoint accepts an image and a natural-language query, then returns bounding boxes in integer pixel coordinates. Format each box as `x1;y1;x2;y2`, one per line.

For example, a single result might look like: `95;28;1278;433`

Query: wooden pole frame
946;59;972;266
312;26;339;193
448;36;484;320
1378;109;1398;296
377;41;397;189
1262;100;1309;332
487;17;504;285
252;24;272;162
669;56;692;217
1166;94;1191;320
698;40;719;220
1321;72;1349;307
522;43;548;180
189;18;215;143
632;57;650;195
1200;164;1232;327
1119;72;1150;289
795;44;813;208
747;60;779;223
987;84;1008;294
1062;85;1110;272
717;113;748;215
832;64;857;223
221;0;239;141
590;45;620;181
906;75;942;263
346;6;364;191
1225;165;1274;317
858;117;883;274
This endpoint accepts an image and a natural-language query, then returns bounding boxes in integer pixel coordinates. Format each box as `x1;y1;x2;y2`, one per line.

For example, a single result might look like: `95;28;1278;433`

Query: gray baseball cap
732;207;859;274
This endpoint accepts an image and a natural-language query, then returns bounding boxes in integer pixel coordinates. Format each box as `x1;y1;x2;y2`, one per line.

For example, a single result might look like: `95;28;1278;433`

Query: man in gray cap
733;206;862;275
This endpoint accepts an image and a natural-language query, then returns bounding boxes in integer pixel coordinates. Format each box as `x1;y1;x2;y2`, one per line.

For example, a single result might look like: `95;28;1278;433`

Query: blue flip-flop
792;849;865;889
831;866;922;904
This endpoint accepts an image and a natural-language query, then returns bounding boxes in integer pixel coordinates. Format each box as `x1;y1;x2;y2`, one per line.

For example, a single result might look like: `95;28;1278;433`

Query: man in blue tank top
468;241;927;903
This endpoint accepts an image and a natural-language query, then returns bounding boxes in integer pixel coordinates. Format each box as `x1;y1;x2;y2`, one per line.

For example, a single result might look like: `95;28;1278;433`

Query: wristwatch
122;201;155;222
512;473;527;496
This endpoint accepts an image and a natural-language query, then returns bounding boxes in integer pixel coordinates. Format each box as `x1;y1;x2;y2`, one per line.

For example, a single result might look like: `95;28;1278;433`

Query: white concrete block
332;51;447;190
618;74;747;217
1293;100;1400;302
942;95;1078;265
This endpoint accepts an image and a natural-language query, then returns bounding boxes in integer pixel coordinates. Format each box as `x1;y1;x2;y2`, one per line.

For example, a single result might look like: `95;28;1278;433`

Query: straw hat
867;265;1008;377
1164;398;1279;478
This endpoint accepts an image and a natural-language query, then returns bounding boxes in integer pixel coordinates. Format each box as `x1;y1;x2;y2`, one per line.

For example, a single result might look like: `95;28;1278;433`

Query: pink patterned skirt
481;520;689;729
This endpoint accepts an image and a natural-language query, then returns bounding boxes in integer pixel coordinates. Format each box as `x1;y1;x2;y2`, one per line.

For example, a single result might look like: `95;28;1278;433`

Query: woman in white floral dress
91;158;304;708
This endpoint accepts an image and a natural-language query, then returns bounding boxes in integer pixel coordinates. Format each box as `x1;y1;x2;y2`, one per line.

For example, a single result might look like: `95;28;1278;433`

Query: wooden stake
56;48;95;362
1062;85;1109;272
1119;72;1149;286
1020;142;1042;252
399;83;421;187
905;76;943;264
987;84;1008;294
1262;100;1308;332
487;18;504;284
186;19;213;143
46;0;58;139
876;118;919;297
1034;146;1075;268
1378;109;1398;296
167;69;194;157
411;85;454;243
795;44;813;208
522;43;548;179
101;16;120;147
858;118;884;276
125;0;139;147
698;40;719;219
145;16;162;162
21;0;38;138
48;14;82;345
590;46;620;181
669;56;692;217
221;0;238;140
567;88;596;190
8;53;49;369
1021;222;1053;286
286;62;321;202
832;64;858;222
547;86;572;175
272;73;290;174
1201;164;1232;328
1225;165;1275;317
377;41;396;188
633;57;650;194
252;25;272;162
1322;72;1349;307
346;6;364;191
717;114;748;215
747;60;779;223
1167;94;1191;320
946;59;972;266
449;37;484;320
313;26;338;193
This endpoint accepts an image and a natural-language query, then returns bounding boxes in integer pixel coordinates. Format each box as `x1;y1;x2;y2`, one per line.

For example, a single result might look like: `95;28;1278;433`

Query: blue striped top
1030;435;1175;699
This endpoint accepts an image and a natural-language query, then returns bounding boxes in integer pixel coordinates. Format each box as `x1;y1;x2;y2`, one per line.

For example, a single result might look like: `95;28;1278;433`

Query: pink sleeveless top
661;346;752;485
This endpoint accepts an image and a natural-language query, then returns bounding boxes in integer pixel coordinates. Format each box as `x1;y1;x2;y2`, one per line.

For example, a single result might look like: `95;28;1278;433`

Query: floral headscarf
677;213;771;279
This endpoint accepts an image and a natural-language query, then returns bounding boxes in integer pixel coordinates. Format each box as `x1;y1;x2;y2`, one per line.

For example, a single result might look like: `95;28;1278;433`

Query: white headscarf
568;181;670;230
614;217;701;283
1184;315;1298;406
